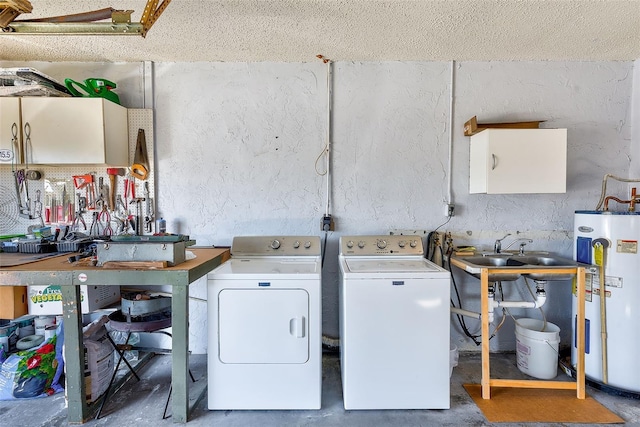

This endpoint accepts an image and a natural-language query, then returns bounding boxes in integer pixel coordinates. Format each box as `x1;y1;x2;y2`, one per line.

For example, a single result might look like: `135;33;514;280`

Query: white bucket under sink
515;318;560;380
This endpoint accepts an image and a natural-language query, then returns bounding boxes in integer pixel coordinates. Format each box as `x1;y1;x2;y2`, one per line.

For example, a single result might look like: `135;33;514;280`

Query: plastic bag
0;323;64;400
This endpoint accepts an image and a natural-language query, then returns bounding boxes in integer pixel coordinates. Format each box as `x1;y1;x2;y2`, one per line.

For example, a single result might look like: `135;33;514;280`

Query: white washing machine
339;235;451;410
207;236;322;410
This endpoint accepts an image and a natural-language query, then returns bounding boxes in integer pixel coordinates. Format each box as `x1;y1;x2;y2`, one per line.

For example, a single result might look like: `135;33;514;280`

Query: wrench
14;169;33;218
144;181;154;233
34;189;44;227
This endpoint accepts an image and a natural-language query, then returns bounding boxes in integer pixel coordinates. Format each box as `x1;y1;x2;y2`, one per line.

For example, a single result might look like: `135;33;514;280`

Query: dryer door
218;288;309;364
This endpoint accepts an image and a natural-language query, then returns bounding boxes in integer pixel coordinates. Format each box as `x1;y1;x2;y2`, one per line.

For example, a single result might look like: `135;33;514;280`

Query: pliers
91;202;113;237
98;205;113;236
71;211;87;231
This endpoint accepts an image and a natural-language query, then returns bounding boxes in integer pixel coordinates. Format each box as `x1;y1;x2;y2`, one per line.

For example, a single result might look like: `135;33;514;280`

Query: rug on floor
464;384;625;424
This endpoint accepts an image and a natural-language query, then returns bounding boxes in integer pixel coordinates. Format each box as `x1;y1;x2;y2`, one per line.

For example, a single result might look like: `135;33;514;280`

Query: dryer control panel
231;235;321;256
339;235;424;256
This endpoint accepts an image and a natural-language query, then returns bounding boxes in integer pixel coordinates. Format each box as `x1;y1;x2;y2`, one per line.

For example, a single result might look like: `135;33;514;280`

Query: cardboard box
0;286;29;319
28;285;120;315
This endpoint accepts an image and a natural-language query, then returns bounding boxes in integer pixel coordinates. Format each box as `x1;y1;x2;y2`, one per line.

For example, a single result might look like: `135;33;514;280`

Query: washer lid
208;257;321;279
344;258;443;273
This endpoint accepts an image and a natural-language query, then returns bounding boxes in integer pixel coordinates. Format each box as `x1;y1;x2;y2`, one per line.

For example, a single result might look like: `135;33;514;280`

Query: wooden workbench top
0;247;229;272
0;247;230;287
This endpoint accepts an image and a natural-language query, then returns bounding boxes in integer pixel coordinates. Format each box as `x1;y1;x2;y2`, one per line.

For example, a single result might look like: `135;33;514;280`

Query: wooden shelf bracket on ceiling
0;0;171;36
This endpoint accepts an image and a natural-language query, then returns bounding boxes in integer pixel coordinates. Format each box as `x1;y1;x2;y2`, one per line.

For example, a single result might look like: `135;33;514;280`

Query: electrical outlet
321;215;335;231
444;203;455;217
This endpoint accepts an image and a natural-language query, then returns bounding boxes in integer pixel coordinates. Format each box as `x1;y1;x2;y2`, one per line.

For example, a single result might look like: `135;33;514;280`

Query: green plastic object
64;78;121;105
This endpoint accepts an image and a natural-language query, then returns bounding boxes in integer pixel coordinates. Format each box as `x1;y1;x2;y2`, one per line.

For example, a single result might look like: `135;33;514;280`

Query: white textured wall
152;61;633;353
2;60;633;354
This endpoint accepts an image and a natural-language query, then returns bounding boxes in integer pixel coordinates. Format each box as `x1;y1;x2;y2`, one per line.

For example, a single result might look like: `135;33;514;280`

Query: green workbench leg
172;286;189;423
61;285;87;424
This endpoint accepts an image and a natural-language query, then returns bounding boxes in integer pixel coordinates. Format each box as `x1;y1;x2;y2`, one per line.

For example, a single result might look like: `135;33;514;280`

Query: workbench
448;257;587;400
0;247;230;424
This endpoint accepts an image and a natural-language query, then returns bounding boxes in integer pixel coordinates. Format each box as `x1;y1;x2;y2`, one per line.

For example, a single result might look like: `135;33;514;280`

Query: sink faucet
494;233;511;253
503;238;534;255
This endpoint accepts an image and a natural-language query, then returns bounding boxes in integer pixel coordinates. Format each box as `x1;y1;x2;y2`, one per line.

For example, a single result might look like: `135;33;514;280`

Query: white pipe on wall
451;306;481;320
325;59;333;216
446;60;455;205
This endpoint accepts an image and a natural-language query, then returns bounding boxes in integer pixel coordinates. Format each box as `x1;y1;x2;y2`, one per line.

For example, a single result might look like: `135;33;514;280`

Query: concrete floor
1;351;639;427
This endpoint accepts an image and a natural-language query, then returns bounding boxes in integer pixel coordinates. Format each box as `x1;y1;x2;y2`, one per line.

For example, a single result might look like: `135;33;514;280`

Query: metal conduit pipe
595;174;640;211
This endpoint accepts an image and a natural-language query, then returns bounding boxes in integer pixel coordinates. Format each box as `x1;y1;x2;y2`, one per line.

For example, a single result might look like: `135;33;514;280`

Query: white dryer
339;235;451;410
207;236;322;410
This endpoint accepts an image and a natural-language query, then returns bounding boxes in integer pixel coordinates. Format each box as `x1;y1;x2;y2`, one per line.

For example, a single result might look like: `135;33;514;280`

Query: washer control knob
346;240;354;248
410;240;417;248
377;239;387;249
398;240;406;248
293;240;300;248
270;239;281;249
358;241;365;249
304;241;312;249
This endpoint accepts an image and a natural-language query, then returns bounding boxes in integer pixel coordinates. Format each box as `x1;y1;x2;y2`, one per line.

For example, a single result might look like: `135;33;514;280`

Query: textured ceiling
1;1;639;62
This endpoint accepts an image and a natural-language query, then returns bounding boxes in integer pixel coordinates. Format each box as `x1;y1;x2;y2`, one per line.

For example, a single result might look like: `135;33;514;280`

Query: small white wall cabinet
2;97;128;166
469;128;567;194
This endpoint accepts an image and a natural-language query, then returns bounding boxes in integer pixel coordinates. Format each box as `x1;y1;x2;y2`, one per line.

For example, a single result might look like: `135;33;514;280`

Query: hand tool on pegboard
130;197;145;236
113;195;131;234
71;194;87;231
33;189;44;227
98;176;109;210
144;181;154;233
131;128;149;180
13;168;32;218
123;172;136;208
73;173;96;210
107;168;125;211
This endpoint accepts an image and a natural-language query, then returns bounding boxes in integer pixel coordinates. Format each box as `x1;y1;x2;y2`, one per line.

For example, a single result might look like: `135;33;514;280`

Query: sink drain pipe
451;283;547;324
450;307;481;320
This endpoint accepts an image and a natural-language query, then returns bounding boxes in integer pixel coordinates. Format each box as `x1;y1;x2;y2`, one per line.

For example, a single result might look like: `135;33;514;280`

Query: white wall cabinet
469;128;567;194
1;97;128;166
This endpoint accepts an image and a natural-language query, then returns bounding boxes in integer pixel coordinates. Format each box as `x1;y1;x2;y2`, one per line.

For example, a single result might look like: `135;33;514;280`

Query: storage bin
18;240;56;254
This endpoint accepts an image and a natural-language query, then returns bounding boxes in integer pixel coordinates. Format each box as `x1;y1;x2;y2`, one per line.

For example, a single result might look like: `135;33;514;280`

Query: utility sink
451;252;579;282
452;255;523;282
515;255;578;281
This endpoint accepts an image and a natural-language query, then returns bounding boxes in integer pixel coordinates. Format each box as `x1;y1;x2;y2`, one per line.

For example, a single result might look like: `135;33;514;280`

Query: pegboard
0;108;154;237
